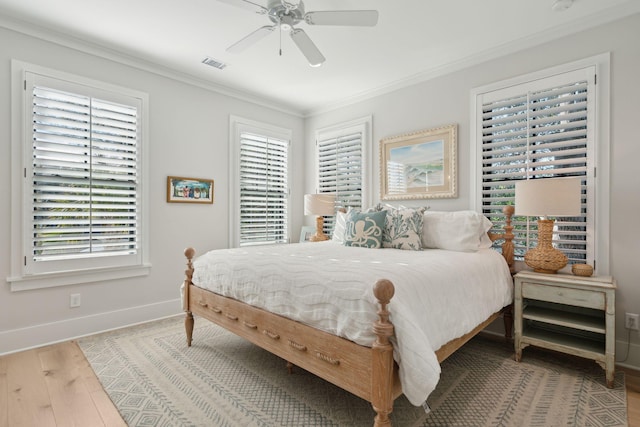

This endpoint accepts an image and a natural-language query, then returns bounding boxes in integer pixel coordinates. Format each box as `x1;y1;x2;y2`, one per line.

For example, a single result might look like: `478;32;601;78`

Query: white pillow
332;210;348;243
478;215;495;249
422;210;493;252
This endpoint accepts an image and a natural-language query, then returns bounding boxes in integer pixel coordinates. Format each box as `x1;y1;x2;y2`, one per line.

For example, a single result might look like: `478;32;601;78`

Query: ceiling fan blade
290;28;325;67
304;10;378;26
215;0;267;15
227;25;276;53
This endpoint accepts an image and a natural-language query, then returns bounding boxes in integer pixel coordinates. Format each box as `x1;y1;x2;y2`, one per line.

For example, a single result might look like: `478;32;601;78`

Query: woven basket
572;263;594;277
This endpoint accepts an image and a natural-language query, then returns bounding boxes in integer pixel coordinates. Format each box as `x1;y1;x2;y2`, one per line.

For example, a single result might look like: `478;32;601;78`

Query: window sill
7;263;152;292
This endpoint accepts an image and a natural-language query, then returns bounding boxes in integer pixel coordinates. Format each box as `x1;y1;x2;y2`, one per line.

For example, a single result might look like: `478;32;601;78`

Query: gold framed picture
166;176;214;204
379;124;457;200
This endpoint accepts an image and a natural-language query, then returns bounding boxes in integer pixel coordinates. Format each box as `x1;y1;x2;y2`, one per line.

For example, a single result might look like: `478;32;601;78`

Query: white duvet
191;241;513;406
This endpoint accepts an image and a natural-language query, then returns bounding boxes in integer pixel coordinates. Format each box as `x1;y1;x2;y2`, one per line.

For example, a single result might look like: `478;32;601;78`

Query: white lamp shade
304;194;336;216
515;177;581;217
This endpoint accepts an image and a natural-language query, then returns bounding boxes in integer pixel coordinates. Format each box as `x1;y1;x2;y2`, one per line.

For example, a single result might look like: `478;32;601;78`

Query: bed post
501;205;515;274
372;279;395;427
487;206;516;340
184;247;195;346
500;206;515;340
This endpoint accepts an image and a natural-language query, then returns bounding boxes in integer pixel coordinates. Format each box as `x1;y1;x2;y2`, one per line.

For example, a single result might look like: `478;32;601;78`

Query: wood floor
1;340;639;427
0;340;126;427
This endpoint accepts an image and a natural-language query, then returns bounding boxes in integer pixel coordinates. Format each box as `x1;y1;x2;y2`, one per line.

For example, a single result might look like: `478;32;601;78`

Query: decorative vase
524;219;567;274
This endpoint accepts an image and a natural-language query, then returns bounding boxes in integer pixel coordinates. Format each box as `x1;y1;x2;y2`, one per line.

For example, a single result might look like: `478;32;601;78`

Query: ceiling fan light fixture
279;14;295;31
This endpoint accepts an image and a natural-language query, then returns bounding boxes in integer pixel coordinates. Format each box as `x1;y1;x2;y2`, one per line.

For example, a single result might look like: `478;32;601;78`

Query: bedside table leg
515;348;522;362
606;376;614;389
503;304;513;341
597;360;615;388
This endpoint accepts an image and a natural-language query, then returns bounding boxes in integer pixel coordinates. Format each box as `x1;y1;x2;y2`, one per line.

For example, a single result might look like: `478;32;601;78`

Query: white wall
304;13;640;370
0;24;305;353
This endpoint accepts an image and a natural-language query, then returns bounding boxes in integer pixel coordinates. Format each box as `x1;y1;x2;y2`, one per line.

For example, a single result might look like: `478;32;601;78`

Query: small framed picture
167;176;214;204
299;226;316;242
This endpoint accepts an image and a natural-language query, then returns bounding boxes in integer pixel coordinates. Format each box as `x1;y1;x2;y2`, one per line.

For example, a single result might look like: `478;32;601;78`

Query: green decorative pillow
382;207;425;250
344;210;386;248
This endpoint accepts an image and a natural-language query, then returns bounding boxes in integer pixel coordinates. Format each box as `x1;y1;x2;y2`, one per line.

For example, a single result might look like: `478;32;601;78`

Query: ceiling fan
217;0;379;67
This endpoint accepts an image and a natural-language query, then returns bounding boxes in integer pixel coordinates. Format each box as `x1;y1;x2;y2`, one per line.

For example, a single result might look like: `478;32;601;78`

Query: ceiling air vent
202;57;227;70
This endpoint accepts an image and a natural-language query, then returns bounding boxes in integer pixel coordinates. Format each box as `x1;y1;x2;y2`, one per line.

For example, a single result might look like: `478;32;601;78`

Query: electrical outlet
70;293;81;308
625;313;639;331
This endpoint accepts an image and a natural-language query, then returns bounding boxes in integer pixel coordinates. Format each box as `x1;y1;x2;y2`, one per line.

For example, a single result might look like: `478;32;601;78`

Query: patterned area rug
78;316;627;427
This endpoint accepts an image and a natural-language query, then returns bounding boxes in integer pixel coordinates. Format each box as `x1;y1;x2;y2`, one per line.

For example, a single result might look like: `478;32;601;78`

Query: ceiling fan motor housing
268;0;304;29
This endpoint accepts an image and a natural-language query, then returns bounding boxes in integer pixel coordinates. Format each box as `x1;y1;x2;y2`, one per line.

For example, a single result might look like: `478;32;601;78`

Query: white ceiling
1;0;639;115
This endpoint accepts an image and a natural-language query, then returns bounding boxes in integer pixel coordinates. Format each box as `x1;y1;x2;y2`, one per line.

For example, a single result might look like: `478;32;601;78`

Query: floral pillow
382;207;425;250
344;210;386;248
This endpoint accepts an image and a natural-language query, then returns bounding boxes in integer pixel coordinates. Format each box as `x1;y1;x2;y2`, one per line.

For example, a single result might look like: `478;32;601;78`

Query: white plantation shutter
239;132;289;246
478;67;595;265
315;117;370;234
24;72;143;276
318;132;363;205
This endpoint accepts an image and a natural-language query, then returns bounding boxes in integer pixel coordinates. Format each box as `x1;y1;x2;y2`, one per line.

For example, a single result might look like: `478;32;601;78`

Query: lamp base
310;216;329;242
524;219;568;274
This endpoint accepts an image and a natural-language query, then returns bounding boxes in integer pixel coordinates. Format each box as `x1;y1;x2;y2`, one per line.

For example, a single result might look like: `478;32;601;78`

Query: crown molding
302;5;640;117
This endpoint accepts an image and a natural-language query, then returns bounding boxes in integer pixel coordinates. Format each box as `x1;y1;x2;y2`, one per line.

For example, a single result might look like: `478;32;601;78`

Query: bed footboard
182;247;399;426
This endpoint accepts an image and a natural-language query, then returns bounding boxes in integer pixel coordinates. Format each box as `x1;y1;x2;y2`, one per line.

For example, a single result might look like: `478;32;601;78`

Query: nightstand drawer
522;282;605;310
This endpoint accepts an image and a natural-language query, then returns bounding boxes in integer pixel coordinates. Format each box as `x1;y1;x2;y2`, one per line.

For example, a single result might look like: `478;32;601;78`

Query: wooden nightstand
514;270;616;388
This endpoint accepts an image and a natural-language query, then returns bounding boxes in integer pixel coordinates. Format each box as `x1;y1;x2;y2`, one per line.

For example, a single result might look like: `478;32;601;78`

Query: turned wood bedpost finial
184;247;195;280
372;279;395;427
373;279;395;335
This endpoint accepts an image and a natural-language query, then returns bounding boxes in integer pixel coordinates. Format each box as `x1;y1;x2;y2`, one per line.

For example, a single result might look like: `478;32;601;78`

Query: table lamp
515;177;581;274
304;194;336;242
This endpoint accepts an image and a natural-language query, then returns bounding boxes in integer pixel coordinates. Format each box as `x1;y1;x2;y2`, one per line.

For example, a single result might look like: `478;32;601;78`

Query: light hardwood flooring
1;340;639;427
0;340;126;427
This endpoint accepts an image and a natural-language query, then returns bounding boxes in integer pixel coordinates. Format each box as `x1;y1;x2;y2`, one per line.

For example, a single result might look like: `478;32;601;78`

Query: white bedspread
191;241;513;406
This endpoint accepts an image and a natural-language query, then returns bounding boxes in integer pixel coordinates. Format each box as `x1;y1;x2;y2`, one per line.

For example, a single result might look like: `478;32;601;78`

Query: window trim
8;60;150;291
229;115;292;248
470;53;610;274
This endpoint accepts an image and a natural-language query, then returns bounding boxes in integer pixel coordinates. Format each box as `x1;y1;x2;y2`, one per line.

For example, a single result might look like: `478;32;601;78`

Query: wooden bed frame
182;206;515;426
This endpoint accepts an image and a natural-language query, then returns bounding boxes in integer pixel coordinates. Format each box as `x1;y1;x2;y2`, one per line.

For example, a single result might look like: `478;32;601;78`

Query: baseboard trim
0;298;182;355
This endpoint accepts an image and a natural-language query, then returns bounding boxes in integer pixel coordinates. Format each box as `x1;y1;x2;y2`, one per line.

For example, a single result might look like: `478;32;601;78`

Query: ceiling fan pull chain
279;25;282;56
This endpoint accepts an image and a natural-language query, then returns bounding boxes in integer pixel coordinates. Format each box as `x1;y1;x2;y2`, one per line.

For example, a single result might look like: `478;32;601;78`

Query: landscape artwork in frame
167;176;214;204
380;124;457;200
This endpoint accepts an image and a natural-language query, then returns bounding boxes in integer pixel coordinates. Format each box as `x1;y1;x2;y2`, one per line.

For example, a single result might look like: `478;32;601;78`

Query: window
230;116;291;247
315;116;371;233
472;55;610;273
9;62;149;291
